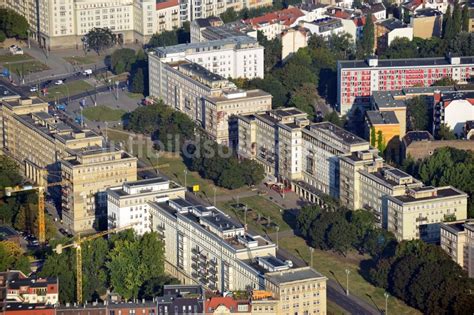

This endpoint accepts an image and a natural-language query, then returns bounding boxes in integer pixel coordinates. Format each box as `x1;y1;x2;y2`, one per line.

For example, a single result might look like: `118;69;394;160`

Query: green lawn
279;236;420;315
45;80;92;101
218;195;293;234
126;92;144;100
82;105;125;122
328;300;347;315
63;55;100;65
0;53;33;63
7;60;48;75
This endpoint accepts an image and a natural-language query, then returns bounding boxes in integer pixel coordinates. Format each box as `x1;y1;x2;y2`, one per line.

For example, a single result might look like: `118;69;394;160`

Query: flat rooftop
265;267;325;284
201;211;243;232
339;56;474;69
178;62;226;83
307;122;367;145
393;186;466;203
124;177;168;187
366;110;399;125
155;36;258;54
205;89;270;103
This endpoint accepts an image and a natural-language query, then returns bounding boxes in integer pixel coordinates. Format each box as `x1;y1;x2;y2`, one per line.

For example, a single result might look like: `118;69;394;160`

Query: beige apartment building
148;57;271;145
1;0;178;49
339;150;423;226
0;96;103;181
61;147;137;232
387;186;468;242
237;108;309;184
264;267;327;315
440;220;474;278
204;90;271;146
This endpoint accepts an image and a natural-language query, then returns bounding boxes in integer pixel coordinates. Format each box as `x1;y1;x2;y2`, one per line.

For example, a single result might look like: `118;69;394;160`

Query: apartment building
148;58;271;144
154;36;265;79
440;220;474;278
337;56;474;115
149;197;276;291
61;147;137;232
0;96;103;182
107;177;186;235
178;0;271;24
299;122;369;199
264;267;327;315
340;150;423;225
281;26;309;60
375;18;413;54
236;108;310;184
432;90;474;137
301;17;344;38
386;186;468;242
1;0;178;49
0;271;58;306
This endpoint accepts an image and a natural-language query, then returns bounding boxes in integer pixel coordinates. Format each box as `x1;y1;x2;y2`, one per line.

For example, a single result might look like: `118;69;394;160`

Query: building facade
432;90;474;137
387;186;468;242
337;56;474;115
61;148;137;232
107;177;186;235
148;58;271;144
153;36;265;80
440;220;474;278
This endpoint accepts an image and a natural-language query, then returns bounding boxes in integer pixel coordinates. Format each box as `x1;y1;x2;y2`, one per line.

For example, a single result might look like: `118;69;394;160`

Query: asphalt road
0;78;381;315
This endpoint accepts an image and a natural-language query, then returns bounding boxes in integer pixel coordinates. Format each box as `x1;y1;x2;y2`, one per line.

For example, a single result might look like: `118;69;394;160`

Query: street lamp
213;187;216;206
184;169;188;189
345;269;350;296
384;292;389;315
309;246;314;268
275;225;279;248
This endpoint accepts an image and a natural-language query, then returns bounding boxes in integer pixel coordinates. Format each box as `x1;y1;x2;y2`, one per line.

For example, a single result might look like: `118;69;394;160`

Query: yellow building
0;96;103;181
387;186;468;242
365;110;401;149
61;148;137;233
264;267;327;315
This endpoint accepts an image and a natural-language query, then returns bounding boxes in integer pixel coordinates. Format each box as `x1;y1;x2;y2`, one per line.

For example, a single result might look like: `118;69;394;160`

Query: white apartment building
387;186;468;242
440;220;474;278
433;91;474;137
237;108;310;184
154;36;265;79
148;57;271;144
301;17;344;38
300;122;369;199
107;177;186;235
2;0;178;49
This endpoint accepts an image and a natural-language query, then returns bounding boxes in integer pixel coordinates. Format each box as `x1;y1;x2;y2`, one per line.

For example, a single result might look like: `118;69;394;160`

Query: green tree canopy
85;27;116;55
0;9;29;39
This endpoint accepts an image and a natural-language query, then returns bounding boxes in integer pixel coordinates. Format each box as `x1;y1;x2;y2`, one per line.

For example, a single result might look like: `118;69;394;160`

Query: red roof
205;297;249;313
156;0;179;10
244;8;305;27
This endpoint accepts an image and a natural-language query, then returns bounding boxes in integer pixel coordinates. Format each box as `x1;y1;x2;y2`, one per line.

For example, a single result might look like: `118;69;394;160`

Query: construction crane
54;224;135;304
3;163;168;245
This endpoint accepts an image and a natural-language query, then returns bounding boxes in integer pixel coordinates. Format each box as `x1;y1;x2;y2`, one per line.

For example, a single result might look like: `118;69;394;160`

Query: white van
83;69;93;76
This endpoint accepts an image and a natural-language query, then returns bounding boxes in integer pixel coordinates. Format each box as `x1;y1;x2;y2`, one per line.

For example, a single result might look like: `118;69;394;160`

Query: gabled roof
244;8;305;27
360;2;386;14
205;297;248;312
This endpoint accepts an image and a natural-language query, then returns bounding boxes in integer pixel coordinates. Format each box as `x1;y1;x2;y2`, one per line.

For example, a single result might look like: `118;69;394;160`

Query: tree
462;4;470;32
130;67;145;94
324;111;344;127
376;130;385;153
326;219;355;254
0;30;5;42
437;123;456;140
85;27;116;55
220;8;238;23
139;275;180;299
406;96;430;131
0;241;30;274
40;248;76;303
432;77;456;86
360;14;375;56
110;48;137;74
443;6;455;40
370;127;376;146
296;205;321;237
0;9;29;39
452;0;462;34
0;156;22;189
148;30;179;48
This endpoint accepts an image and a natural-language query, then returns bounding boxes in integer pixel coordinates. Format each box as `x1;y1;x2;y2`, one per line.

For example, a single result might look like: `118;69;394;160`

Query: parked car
82;69;93;76
54;80;64;85
30;86;38;92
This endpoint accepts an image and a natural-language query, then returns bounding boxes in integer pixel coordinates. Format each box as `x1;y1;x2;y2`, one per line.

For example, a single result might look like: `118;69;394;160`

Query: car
54;80;64;85
30;86;38;92
59;228;67;235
